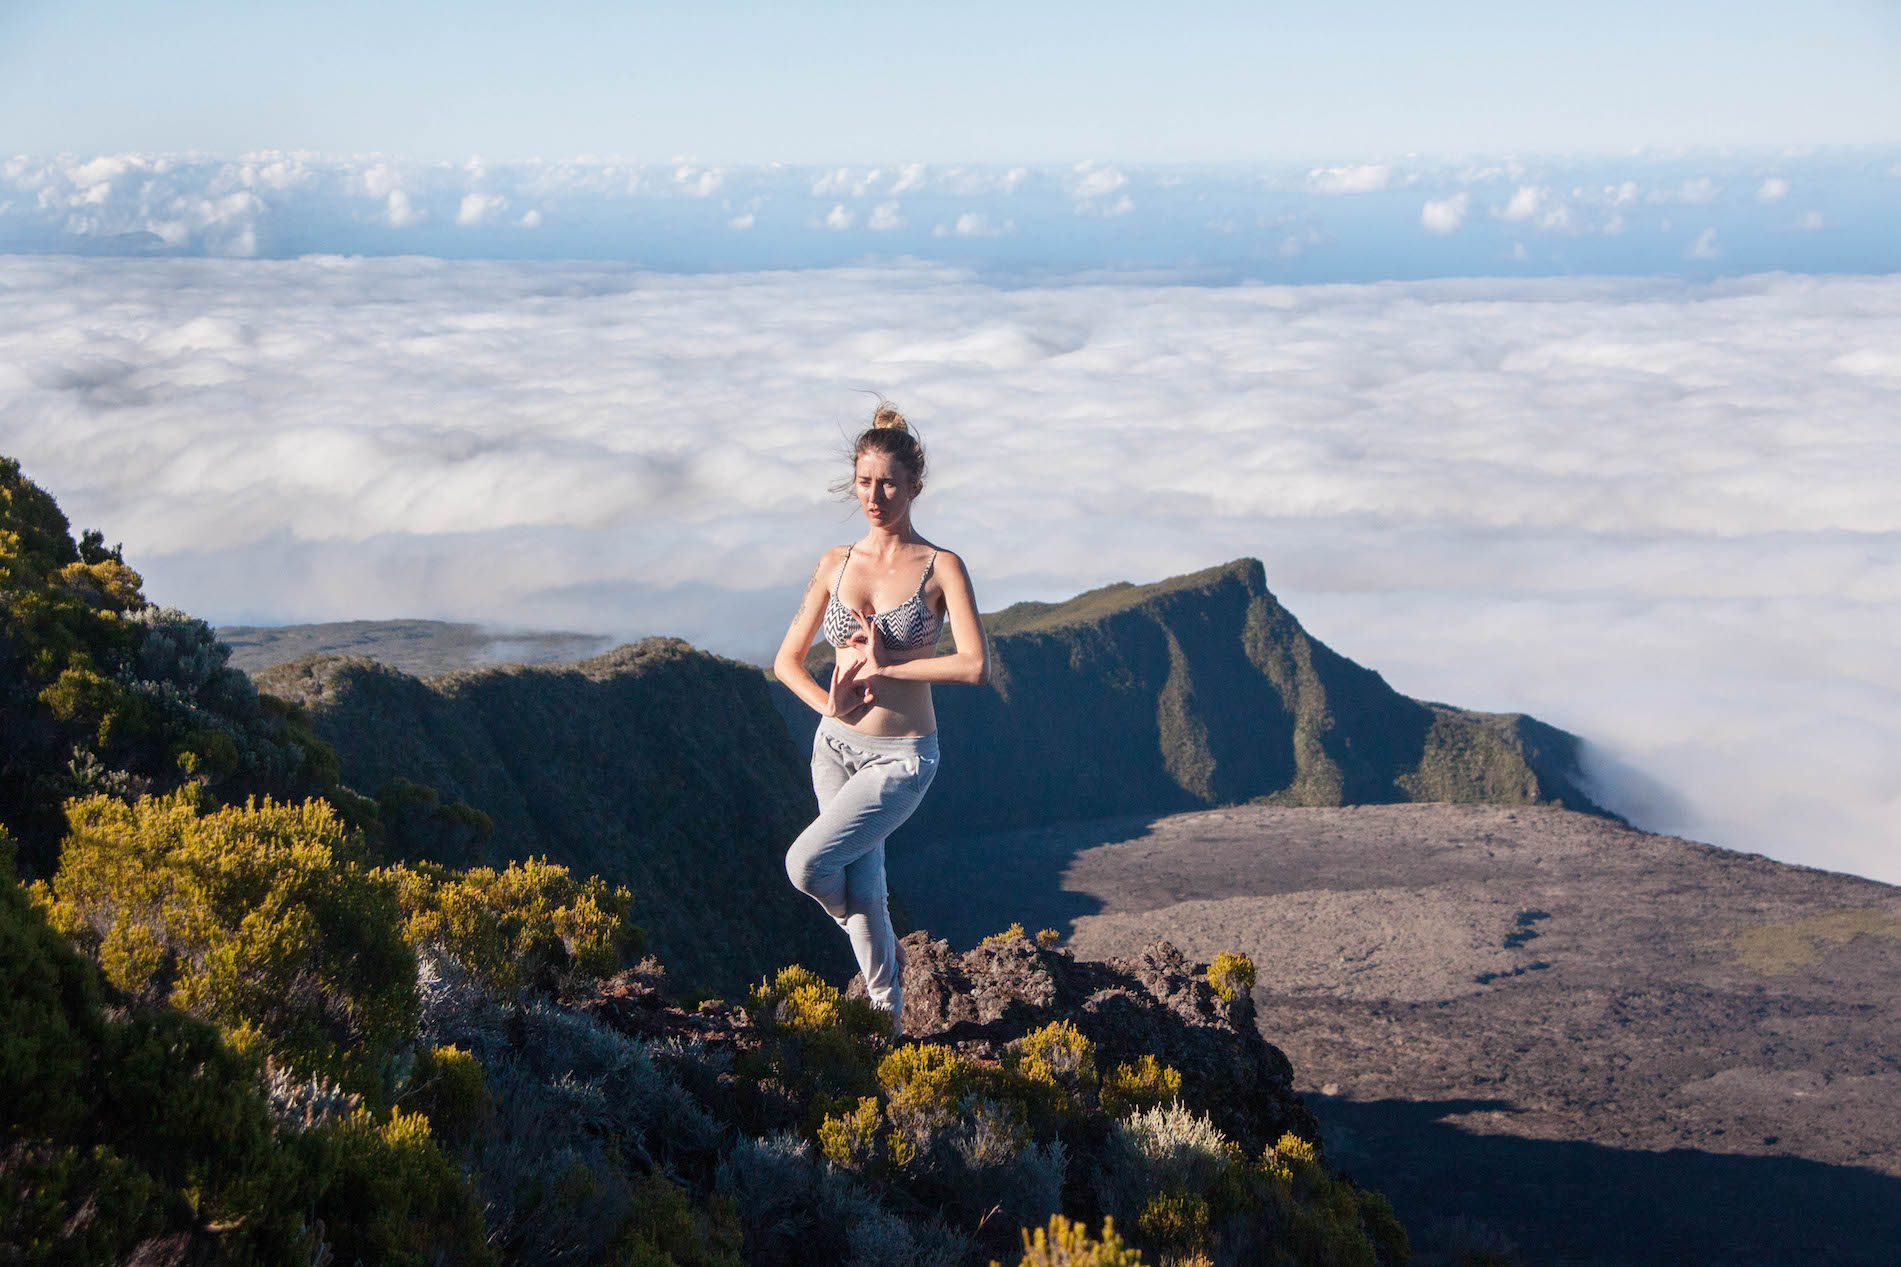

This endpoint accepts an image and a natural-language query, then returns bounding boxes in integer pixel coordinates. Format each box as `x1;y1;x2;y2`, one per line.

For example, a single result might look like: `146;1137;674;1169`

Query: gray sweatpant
785;715;939;1022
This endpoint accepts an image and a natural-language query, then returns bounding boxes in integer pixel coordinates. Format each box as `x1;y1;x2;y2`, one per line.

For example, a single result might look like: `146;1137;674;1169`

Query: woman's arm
868;549;990;687
772;547;857;716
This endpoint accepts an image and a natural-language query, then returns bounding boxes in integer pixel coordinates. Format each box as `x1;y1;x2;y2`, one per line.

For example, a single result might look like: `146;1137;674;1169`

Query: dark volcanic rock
857;929;1317;1155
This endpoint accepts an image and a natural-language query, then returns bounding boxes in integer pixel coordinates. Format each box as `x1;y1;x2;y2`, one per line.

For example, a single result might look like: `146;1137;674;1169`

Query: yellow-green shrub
1100;1055;1183;1119
1009;1019;1100;1108
3;866;317;1263
1207;952;1256;1002
385;855;640;992
1268;1131;1408;1267
1036;927;1061;947
1136;1188;1211;1258
317;1107;492;1267
983;922;1027;946
818;1095;885;1169
35;789;415;1089
1013;1214;1148;1266
406;1044;492;1142
743;965;885;1109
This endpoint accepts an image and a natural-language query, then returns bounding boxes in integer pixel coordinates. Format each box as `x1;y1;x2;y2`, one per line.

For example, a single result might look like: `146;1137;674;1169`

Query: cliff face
794;558;1607;838
255;637;850;993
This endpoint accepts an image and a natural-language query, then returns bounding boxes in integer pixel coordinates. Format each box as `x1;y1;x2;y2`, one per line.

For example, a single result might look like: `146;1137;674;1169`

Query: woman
773;402;989;1035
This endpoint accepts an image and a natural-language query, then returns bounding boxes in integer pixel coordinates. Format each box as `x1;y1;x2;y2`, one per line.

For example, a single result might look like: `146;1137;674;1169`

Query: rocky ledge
873;929;1317;1155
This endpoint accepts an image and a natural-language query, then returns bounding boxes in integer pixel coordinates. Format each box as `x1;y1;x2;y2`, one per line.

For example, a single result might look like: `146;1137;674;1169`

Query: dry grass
1717;907;1901;974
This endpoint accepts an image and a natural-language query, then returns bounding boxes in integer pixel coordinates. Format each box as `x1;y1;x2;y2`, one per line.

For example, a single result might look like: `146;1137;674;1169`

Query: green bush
1207;951;1256;1002
385;855;641;993
1;864;319;1263
1100;1055;1184;1119
316;1106;492;1267
405;1043;492;1143
743;965;886;1115
35;788;415;1088
983;921;1028;946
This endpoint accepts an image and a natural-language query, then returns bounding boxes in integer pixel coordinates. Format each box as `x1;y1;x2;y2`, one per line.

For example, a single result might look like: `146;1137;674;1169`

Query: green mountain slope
793;558;1607;838
255;638;850;993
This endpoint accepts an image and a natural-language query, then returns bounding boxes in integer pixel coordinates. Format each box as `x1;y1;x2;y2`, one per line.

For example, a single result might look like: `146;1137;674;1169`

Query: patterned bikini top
823;545;943;651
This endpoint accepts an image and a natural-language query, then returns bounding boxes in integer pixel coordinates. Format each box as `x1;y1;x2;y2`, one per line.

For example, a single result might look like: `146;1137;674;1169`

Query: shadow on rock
889;814;1166;949
1308;1093;1901;1266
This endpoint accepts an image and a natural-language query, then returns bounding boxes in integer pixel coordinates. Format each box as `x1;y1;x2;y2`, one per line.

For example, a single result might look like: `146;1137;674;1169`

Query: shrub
619;1170;745;1266
745;965;885;1110
1135;1187;1211;1259
2;865;319;1263
386;855;640;994
1035;928;1061;947
819;1096;886;1170
983;922;1027;946
316;1106;492;1267
406;1043;493;1143
1100;1055;1183;1119
34;789;415;1088
1207;952;1256;1002
1014;1215;1148;1266
1269;1131;1409;1266
1010;1020;1099;1099
1101;1103;1234;1230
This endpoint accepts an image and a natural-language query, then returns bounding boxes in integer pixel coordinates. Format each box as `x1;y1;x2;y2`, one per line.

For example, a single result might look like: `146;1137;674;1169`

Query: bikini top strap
915;549;938;596
832;544;854;597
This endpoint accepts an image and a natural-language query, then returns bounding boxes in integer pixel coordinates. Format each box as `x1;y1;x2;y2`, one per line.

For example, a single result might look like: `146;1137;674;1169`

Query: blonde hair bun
870;402;909;432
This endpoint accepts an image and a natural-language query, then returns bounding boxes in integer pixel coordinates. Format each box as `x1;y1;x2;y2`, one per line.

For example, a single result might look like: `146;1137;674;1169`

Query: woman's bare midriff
833;645;938;737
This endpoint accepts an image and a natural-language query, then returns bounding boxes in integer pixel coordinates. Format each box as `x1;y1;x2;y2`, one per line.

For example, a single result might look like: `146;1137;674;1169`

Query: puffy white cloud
727;212;755;230
932;212;1013;238
7;259;1900;882
1074;194;1134;218
1307;164;1393;194
0;151;1889;279
1688;227;1720;258
1793;210;1824;231
1068;164;1127;201
1651;176;1719;204
672;165;725;197
889;162;927;194
519;209;543;229
384;190;425;228
1497;185;1548;221
867;201;905;231
1756;176;1791;202
1420;193;1468;234
456;193;508;226
812;167;883;197
823;204;855;231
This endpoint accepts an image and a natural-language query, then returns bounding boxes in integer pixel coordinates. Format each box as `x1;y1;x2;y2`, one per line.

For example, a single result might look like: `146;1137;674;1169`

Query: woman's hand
825;642;874;717
851;606;888;675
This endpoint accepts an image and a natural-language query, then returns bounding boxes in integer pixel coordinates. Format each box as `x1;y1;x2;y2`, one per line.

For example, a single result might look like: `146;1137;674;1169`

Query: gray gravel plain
891;803;1901;1266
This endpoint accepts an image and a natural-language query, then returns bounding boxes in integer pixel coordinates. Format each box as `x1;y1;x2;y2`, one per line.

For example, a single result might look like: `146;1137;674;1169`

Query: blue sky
4;1;1898;162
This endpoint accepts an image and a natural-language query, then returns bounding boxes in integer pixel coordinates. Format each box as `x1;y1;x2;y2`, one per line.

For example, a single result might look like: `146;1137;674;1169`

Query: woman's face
853;450;918;528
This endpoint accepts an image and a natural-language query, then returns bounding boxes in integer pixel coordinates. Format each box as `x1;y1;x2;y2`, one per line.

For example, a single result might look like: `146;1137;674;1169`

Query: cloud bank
2;257;1897;886
3;149;1896;281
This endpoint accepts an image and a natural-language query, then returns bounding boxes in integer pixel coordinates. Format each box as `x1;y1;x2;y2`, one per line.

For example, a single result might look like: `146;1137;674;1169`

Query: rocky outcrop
874;930;1317;1155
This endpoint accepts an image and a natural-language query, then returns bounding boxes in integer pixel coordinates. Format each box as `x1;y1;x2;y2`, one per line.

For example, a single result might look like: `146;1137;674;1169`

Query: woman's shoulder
922;544;970;581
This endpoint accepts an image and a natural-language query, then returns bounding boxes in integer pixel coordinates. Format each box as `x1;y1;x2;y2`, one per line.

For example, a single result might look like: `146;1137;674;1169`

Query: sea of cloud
4;150;1897;280
3;255;1897;882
